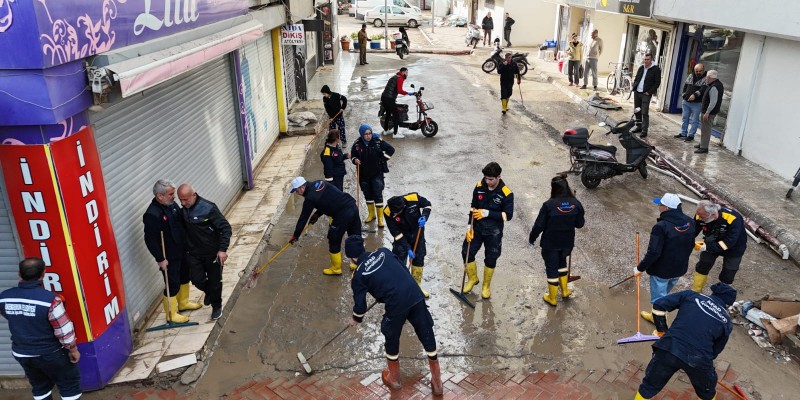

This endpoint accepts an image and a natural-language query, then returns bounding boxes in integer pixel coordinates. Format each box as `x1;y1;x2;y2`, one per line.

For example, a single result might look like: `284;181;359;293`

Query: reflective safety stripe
652;309;667;316
383;152;392;159
501;212;508;221
386;353;399;360
61;394;82;400
547;278;559;283
33;391;53;400
426;350;437;357
0;298;52;307
557;268;569;273
376;203;384;207
366;201;375;204
394;233;404;240
718;241;728;251
353;312;365;318
324;177;333;181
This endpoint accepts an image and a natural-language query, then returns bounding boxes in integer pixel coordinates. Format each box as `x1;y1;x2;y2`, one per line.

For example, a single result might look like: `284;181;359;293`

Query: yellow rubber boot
350;262;357;271
641;310;655;324
376;205;385;228
323;252;343;275
634;391;650;400
501;98;508;112
481;267;495;299
558;275;572;299
543;280;558;306
176;284;202;311
411;266;430;298
163;296;189;323
462;261;479;293
692;271;708;293
364;203;376;223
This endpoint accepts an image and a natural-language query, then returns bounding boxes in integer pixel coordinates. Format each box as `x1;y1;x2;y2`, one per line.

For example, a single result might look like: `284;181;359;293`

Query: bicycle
606;63;633;100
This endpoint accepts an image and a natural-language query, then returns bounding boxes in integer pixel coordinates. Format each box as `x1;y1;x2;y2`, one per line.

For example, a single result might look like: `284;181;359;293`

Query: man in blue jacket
635;282;736;400
345;235;442;395
634;193;694;324
691;201;747;292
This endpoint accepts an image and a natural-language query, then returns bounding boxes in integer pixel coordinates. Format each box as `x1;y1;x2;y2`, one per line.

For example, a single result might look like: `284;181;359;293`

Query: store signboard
281;24;306;45
596;0;652;17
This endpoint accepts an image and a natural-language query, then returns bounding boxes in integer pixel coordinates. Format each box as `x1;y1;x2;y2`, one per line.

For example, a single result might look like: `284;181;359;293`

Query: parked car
365;5;421;28
356;0;421;20
347;0;356;17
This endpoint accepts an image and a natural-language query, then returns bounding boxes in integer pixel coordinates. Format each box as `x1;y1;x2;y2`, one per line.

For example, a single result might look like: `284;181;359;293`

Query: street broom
617;232;660;344
449;216;476;309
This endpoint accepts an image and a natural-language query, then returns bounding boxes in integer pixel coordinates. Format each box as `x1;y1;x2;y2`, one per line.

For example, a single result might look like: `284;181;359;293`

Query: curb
347;48;471;55
534;68;799;264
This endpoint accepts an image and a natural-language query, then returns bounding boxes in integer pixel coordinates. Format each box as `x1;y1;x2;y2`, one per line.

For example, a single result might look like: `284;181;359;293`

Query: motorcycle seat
588;143;617;154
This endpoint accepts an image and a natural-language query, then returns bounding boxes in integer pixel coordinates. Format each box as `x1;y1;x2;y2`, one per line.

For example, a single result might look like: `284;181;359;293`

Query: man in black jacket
503;12;514;47
321;85;348;146
380;67;413;136
384;193;432;297
674;63;705;141
631;53;661;138
143;179;200;323
497;52;521;115
481;11;493;46
634;193;694;325
178;184;232;320
695;70;724;154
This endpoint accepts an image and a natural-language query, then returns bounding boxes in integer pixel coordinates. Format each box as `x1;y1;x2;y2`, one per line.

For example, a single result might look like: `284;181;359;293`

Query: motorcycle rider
380;67;414;137
398;26;410;49
384;193;432;297
351;124;395;228
497;52;521;115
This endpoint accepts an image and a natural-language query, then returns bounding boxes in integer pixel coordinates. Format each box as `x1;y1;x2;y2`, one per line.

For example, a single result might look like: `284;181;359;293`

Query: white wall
588;11;627;75
732;35;800;180
290;0;316;21
504;0;557;47
476;0;504;43
653;0;800;41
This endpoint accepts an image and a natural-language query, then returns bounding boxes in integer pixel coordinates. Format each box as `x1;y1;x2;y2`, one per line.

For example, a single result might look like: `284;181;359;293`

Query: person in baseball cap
289;176;307;193
634;192;695;325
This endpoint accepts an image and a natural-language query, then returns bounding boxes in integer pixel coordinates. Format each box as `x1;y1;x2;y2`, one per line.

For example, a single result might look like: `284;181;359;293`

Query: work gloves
407;91;415;96
309;214;320;226
653;312;668;337
407;249;416;259
465;227;474;243
418;216;427;228
471;209;489;220
694;241;706;252
632;266;642;277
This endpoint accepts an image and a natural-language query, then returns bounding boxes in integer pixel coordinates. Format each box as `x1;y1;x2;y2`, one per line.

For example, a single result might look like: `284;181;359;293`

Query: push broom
617;232;660;344
449;215;476;309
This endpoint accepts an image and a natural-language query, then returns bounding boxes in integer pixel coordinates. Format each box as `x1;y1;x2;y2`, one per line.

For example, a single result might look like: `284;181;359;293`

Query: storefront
620;17;675;108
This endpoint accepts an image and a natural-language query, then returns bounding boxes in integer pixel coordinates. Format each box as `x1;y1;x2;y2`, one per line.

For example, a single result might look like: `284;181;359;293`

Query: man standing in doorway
481;12;493;46
695;70;723;154
631;53;662;138
358;23;368;65
503;13;515;47
178;184;232;321
581;29;603;90
675;63;706;142
497;52;521;115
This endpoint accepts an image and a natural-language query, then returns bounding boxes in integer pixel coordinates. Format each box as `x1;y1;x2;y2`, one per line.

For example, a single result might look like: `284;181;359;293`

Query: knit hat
344;235;366;259
387;196;405;214
359;123;372;137
710;282;737;306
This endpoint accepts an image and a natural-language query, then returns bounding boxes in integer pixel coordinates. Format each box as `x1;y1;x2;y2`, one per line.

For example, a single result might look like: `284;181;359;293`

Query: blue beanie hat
358;123;372;137
344;235;366;259
710;282;737;306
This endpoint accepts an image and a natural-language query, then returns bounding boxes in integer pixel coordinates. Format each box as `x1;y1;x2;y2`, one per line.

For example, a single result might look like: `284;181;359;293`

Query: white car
365;5;421;28
356;0;421;19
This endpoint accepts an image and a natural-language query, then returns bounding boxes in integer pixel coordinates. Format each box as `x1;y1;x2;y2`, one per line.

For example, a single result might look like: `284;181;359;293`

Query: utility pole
431;0;435;33
384;0;389;49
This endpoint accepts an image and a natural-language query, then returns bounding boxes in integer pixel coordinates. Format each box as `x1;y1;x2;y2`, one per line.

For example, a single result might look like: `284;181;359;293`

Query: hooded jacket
351;124;395;179
637;207;695;279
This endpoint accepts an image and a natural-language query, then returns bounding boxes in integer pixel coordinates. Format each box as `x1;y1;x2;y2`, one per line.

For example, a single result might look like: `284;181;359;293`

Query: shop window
698;28;743;135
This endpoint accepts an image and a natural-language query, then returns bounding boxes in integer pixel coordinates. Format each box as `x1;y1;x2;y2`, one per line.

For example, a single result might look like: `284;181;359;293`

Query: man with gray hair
143;179;201;324
691;200;747;292
695;70;723;154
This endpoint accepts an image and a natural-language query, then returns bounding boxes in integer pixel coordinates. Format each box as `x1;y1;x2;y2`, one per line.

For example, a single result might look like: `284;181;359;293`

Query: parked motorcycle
562;108;652;189
378;84;438;137
465;24;481;49
393;32;409;59
481;39;530;75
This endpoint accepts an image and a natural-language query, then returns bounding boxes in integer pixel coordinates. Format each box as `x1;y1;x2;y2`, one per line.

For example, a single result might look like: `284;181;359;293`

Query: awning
106;20;263;98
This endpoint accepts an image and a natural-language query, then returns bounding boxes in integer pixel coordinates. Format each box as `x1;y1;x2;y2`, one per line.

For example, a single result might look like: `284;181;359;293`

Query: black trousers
392;233;427;267
461;225;503;268
381;97;400;134
541;248;570;279
381;300;436;356
331;175;344;192
15;348;81;400
328;209;362;253
639;348;717;399
162;257;191;296
359;175;385;204
633;91;653;134
186;253;223;308
695;251;742;284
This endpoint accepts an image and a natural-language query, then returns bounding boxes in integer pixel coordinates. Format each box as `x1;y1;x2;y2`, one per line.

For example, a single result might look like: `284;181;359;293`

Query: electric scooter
378;84;438;137
562;108;652;189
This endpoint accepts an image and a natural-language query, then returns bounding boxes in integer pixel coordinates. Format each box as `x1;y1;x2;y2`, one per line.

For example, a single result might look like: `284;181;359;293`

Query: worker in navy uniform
0;258;82;400
691;200;747;293
528;174;585;306
345;235;443;395
462;162;514;299
177;183;232;321
384;193;433;298
634;193;695;325
143;179;201;324
351;123;395;228
320;129;350;191
635;283;736;400
289;176;361;275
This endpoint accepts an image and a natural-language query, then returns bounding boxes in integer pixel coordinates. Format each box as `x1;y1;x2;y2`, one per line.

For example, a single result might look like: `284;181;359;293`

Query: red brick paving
115;361;751;399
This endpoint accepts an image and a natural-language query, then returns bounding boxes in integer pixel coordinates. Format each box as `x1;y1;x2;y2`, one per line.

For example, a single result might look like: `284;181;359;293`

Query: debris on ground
730;297;800;363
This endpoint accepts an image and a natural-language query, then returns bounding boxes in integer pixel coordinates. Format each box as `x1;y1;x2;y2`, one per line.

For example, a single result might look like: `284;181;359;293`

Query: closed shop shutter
242;37;281;166
283;44;298;106
90;57;243;329
0;177;24;376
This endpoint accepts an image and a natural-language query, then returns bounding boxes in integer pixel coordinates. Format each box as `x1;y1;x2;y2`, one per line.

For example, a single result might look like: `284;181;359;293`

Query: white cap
653;193;681;209
290;176;307;193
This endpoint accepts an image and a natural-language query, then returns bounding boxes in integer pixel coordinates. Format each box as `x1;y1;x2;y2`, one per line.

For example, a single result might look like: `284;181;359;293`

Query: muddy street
86;52;800;399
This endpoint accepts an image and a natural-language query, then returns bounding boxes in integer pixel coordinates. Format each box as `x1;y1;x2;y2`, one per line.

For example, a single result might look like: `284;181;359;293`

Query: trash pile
730;296;800;363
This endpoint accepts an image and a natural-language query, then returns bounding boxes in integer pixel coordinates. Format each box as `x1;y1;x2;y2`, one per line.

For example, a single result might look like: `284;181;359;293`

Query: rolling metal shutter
0;176;24;375
283;43;298;106
242;37;281;166
90;57;243;329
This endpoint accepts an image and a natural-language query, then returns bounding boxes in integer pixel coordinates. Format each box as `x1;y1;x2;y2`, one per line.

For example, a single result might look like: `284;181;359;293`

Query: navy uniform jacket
694;207;747;257
470;179;514;232
528;197;585;250
143;199;185;262
320;144;347;181
653;290;732;369
383;193;431;250
351;137;394;179
293;180;357;237
637;208;694;279
351;248;424;320
181;195;232;257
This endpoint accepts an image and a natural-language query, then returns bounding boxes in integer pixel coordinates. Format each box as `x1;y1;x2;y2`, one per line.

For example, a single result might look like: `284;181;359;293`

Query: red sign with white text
0;143;90;342
50;127;126;339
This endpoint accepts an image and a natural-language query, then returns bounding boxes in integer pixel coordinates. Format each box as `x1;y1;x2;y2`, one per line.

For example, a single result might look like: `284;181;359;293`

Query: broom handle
408;226;422;271
718;380;747;400
635;232;640;333
161;232;173;320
